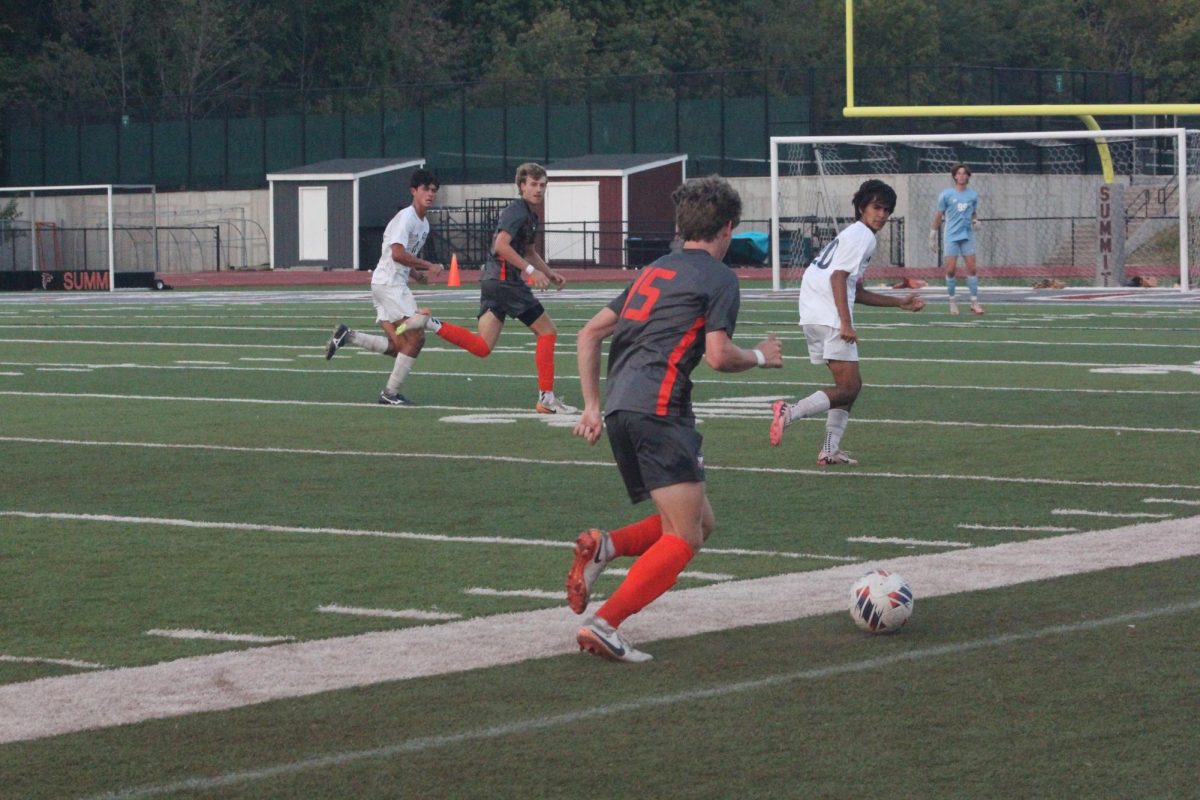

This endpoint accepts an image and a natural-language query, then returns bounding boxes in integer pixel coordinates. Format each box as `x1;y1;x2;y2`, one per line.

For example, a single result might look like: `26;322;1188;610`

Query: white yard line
0;655;107;670
0;510;847;562
957;524;1079;532
846;536;971;548
316;605;461;621
145;630;295;644
1052;508;1173;519
0;515;1196;745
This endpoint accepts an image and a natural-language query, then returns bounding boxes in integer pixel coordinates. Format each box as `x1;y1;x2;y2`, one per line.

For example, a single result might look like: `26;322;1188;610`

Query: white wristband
753;348;766;367
524;264;536;275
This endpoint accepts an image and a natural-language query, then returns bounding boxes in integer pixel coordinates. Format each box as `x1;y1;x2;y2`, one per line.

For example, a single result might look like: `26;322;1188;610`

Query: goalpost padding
0;184;158;291
770;129;1198;292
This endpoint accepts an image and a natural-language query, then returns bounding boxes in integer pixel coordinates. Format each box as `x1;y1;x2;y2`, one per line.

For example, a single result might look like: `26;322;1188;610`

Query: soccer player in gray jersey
565;175;783;662
415;162;576;413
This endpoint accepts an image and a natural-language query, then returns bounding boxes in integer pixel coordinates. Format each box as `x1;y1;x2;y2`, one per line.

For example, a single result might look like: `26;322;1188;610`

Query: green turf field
0;286;1197;798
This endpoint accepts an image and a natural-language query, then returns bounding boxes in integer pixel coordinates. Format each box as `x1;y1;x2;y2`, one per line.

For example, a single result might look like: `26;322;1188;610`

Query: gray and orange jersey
482;199;537;282
603;248;740;420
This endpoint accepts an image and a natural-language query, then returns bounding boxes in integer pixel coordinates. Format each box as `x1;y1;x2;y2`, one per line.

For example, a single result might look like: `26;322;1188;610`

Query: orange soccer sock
609;514;663;558
535;334;556;392
436;322;491;357
595;534;693;629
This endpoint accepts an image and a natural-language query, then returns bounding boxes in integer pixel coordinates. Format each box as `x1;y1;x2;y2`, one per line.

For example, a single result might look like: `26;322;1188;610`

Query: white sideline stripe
0;371;22;376
957;524;1079;533
846;536;971;548
1144;497;1200;506
1052;508;1172;519
35;367;92;372
1;516;1197;745
0;654;107;670
316;605;461;621
5;436;1200;492
174;360;227;365
80;599;1200;800
144;629;295;644
0;511;847;563
238;357;293;362
464;588;564;600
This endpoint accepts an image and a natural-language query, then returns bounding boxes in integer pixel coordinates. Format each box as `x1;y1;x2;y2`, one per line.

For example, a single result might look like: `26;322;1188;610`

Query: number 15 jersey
604;248;741;420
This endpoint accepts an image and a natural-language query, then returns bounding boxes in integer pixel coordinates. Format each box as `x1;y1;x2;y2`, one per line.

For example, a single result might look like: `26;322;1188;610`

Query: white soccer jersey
372;206;429;287
798;220;877;327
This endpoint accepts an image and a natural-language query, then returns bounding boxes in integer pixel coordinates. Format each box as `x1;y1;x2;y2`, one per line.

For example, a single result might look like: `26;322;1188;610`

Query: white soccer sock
385;353;416;393
822;408;850;454
788;390;832;423
349;330;389;354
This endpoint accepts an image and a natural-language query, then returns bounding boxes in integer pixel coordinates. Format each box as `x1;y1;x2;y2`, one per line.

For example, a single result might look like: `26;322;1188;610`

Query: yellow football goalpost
819;0;1198;292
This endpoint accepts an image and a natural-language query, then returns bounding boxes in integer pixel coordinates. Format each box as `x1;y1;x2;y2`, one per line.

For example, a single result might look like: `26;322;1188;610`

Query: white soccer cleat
817;450;858;466
577;617;652;663
536;392;577;414
566;529;610;614
397;314;429;335
970;300;985;315
948;299;960;316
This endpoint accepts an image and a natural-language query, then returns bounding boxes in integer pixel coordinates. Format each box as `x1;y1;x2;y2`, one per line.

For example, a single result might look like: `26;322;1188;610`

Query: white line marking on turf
0;511;849;563
238;357;294;362
956;524;1079;532
847;536;971;548
5;436;1200;492
464;588;564;600
1143;497;1200;506
174;360;227;365
144;629;295;644
79;597;1200;800
1;516;1197;746
1051;508;1172;519
0;654;107;670
316;605;461;621
35;367;92;372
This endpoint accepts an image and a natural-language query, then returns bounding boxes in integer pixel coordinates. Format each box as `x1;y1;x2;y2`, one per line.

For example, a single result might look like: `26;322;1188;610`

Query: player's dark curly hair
410;168;440;190
852;179;896;219
673;175;742;242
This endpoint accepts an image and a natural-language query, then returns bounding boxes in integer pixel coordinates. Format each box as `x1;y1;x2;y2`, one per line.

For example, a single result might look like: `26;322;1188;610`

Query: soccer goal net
770;128;1200;291
0;184;158;290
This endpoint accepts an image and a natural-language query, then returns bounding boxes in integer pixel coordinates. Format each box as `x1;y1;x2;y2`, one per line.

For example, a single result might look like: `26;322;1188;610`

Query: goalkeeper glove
928;229;938;253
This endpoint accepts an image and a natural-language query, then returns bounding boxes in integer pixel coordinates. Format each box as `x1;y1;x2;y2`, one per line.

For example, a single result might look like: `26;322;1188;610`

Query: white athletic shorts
371;283;418;324
803;323;859;364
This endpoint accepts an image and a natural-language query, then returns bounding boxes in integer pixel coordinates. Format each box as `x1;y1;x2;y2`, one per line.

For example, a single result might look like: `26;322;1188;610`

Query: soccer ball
849;569;914;633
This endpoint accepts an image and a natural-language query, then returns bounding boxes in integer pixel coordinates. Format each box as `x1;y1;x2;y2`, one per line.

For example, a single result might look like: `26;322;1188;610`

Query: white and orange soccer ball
849;569;914;633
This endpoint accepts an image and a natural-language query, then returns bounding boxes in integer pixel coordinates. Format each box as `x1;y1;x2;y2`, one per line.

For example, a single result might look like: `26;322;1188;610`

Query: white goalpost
0;184;158;291
770;128;1199;292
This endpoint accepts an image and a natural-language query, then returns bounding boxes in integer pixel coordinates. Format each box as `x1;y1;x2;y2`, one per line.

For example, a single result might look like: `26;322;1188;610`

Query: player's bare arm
573;307;617;444
390;243;444;282
830;270;857;343
856;285;926;312
704;331;783;373
494;231;551;289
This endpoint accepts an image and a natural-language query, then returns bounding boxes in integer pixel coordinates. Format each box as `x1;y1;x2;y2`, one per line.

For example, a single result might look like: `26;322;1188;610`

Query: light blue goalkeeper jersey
937;186;979;244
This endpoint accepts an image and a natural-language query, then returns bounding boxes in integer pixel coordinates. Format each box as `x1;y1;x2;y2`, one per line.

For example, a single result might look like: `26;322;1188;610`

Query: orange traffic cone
447;253;461;287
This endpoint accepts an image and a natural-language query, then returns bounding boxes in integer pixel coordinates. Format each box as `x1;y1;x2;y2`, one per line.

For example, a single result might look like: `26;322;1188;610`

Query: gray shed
267;158;424;270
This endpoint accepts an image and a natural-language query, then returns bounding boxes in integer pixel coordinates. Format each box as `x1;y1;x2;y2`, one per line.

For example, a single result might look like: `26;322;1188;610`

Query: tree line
1;0;1197;120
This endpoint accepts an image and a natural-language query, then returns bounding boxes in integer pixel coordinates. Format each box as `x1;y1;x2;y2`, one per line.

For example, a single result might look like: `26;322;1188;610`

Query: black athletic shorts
478;279;546;326
605;410;705;503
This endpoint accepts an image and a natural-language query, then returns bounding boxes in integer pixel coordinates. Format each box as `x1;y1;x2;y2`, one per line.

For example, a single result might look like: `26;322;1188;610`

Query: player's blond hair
672;175;742;242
